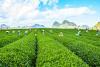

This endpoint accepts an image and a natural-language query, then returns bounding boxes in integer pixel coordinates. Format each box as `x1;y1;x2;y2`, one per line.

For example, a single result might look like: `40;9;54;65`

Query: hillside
52;20;77;29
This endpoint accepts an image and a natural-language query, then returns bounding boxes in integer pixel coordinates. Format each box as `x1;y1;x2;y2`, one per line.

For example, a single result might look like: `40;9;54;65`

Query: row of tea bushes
50;30;100;67
0;32;36;67
36;31;89;67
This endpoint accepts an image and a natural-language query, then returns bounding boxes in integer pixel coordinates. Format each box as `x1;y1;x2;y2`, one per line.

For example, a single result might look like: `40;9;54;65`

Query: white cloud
38;7;95;20
0;0;96;27
2;0;13;10
0;0;40;25
31;7;96;27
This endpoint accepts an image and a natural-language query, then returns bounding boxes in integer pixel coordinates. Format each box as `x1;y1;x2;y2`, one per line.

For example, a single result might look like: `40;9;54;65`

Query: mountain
32;24;45;28
62;20;69;24
80;25;89;29
62;20;77;26
0;24;9;29
52;20;77;29
52;21;60;27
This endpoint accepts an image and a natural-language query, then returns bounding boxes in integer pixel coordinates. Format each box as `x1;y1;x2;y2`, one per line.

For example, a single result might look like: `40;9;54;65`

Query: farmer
6;31;10;34
58;32;63;37
50;30;53;33
77;25;80;31
12;30;15;33
96;29;100;36
86;28;89;32
24;30;28;35
76;31;81;36
42;30;45;35
18;30;20;36
29;28;32;31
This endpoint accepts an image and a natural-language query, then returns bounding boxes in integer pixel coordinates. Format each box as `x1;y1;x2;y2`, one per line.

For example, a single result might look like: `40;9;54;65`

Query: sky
0;0;100;27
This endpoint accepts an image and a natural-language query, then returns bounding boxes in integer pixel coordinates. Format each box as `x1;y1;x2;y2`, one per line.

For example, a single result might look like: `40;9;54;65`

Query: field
0;28;100;67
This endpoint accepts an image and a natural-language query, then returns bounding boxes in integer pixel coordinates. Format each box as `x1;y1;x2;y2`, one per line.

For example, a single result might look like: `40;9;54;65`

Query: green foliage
0;29;100;67
0;32;35;67
49;29;100;67
0;29;30;47
36;32;89;67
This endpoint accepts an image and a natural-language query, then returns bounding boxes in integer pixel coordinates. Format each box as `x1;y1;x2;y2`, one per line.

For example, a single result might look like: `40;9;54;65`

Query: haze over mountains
52;20;89;29
32;24;45;28
0;19;100;30
0;24;45;29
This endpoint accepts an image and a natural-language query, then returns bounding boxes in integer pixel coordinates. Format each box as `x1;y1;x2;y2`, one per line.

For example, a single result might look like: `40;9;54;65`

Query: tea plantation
0;29;100;67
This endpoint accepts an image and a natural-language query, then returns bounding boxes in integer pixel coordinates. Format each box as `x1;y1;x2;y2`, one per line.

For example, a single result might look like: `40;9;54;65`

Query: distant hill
52;21;60;28
52;20;77;29
0;24;9;29
62;20;76;26
80;25;89;29
32;24;45;28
